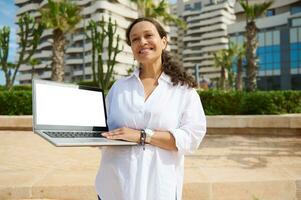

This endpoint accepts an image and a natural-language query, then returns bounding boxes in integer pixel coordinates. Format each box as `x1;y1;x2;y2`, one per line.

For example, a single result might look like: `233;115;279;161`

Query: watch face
145;129;153;135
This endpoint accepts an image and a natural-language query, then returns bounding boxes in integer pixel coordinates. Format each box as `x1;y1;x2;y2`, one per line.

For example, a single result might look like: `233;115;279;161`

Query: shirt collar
126;67;173;85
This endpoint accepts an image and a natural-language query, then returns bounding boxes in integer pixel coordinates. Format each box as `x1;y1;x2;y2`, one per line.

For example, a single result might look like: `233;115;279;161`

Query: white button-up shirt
95;69;206;200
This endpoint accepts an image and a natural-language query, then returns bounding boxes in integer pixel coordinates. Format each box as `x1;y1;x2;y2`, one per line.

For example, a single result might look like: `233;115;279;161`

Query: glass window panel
275;54;280;63
257;47;262;54
266;31;273;45
267;46;273;53
275;62;280;69
259;62;265;70
266;53;273;63
291;6;301;15
292;18;301;27
258;32;264;46
291;43;298;50
273;31;280;45
299;28;301;42
259;54;265;63
291;61;298;68
291;50;298;61
267;63;273;69
290;28;298;43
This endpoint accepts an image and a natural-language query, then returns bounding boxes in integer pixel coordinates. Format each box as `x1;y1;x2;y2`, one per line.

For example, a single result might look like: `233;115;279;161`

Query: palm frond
239;0;273;21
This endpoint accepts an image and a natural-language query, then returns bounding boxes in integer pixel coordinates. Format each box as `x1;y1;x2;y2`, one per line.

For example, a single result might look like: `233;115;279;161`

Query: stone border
0;115;300;135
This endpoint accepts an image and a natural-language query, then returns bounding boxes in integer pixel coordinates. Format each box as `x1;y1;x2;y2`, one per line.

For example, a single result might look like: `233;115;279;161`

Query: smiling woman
0;0;18;85
95;17;207;200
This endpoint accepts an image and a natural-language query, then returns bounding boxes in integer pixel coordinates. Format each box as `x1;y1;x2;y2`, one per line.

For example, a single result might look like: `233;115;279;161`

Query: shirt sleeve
169;89;206;155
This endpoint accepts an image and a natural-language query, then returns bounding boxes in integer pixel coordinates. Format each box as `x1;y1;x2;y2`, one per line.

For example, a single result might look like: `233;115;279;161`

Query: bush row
199;90;301;115
0;90;32;115
0;89;300;115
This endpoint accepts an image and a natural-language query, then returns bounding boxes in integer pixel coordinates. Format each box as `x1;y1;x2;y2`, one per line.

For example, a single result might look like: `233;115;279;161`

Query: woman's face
129;21;167;66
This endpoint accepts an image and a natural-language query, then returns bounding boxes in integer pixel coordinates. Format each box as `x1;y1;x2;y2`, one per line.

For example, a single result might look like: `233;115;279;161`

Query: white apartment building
15;0;138;84
170;0;236;82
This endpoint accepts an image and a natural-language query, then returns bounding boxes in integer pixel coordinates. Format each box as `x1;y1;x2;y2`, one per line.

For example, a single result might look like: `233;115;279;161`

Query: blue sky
0;0;17;85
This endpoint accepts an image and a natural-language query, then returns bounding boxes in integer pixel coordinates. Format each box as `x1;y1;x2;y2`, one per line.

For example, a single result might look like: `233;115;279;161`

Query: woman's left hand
102;127;140;143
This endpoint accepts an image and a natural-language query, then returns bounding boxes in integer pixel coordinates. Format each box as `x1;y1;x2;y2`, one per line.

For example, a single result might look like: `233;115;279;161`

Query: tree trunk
246;22;258;92
220;66;226;90
5;72;13;90
236;58;243;91
51;29;65;82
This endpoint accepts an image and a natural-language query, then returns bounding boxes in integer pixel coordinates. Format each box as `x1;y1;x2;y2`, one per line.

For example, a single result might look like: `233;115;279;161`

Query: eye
131;38;138;43
146;34;153;38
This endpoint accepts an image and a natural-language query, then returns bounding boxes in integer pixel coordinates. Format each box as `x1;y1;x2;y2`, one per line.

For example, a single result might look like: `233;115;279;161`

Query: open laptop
32;79;137;147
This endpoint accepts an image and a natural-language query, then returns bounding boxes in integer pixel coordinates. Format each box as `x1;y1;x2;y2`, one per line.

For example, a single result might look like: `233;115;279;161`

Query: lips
139;48;153;54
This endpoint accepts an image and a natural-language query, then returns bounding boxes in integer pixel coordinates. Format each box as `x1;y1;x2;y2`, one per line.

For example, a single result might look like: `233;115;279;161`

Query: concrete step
0;131;300;200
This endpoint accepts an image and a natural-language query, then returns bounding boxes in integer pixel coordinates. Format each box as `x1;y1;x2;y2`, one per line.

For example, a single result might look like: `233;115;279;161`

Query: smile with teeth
139;48;153;54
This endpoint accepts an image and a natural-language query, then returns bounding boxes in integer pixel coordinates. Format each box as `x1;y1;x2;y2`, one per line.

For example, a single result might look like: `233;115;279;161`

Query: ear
162;36;168;50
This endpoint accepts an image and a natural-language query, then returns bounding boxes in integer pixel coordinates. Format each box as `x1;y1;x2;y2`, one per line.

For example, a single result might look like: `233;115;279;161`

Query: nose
139;37;148;46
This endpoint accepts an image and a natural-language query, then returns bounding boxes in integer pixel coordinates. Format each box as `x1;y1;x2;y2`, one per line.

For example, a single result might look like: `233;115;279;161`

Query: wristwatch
144;128;154;143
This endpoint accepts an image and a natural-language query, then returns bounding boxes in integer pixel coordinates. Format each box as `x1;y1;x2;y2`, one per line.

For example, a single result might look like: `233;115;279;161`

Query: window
273;31;280;45
265;31;273;45
258;32;264;46
292;18;301;27
266;9;275;17
291;4;301;15
194;2;202;10
185;4;191;11
290;28;298;43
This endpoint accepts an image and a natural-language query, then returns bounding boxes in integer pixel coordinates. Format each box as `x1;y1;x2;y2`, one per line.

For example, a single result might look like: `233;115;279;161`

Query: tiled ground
0;131;300;200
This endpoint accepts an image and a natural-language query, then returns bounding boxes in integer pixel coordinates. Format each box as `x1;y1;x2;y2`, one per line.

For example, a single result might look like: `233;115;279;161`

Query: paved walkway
0;131;300;200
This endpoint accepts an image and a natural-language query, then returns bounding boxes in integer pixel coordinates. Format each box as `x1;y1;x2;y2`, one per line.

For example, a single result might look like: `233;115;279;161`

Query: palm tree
131;0;186;28
239;0;273;91
235;43;246;91
213;49;232;90
40;0;81;82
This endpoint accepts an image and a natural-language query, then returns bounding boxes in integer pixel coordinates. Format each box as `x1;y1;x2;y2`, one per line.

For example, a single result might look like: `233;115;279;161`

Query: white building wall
15;0;138;84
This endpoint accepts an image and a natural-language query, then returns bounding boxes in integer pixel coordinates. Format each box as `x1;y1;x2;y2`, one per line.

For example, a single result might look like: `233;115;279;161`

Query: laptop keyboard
44;131;103;138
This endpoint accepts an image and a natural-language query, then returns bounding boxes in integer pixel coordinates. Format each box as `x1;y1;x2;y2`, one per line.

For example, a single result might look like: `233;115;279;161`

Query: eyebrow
130;30;154;38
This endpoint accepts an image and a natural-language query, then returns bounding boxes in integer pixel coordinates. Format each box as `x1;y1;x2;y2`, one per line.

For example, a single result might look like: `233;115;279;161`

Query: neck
139;59;163;79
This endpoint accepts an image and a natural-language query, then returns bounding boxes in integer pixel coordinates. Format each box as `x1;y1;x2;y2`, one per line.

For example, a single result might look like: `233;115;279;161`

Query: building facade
169;0;236;85
15;0;138;84
228;0;301;90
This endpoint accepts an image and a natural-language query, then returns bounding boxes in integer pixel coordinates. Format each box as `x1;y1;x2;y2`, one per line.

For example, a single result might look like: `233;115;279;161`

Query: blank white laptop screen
35;83;106;127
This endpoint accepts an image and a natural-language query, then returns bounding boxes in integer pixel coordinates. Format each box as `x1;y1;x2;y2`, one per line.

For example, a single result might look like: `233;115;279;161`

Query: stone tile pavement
0;131;300;200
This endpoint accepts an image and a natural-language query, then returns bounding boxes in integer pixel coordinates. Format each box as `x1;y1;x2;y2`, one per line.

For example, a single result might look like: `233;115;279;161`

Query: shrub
199;90;301;115
0;90;32;115
0;87;300;115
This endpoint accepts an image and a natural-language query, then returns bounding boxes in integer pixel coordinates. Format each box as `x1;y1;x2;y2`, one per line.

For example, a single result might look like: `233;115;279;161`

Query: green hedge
0;90;32;115
199;90;301;115
0;88;301;115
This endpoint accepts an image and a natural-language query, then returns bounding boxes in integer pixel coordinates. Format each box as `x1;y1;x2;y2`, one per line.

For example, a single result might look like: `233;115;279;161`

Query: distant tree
239;0;273;91
235;43;246;91
29;58;41;80
213;42;237;90
0;13;43;90
85;17;122;91
131;0;186;28
40;0;81;82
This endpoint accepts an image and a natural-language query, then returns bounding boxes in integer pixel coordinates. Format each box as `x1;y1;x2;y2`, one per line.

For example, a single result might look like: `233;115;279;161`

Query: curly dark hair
126;17;197;88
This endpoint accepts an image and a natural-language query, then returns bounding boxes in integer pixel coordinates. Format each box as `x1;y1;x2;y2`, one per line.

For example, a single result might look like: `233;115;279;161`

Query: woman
95;17;206;200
